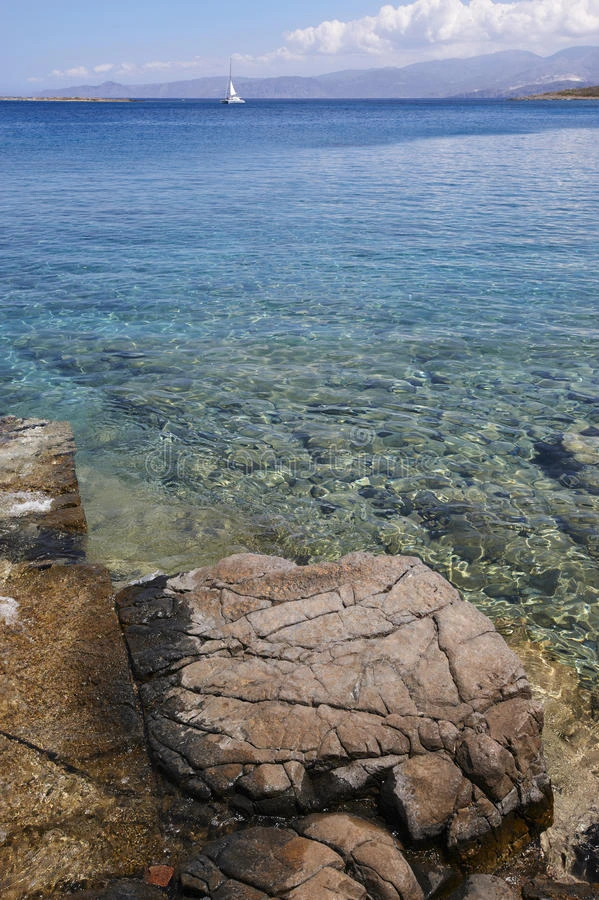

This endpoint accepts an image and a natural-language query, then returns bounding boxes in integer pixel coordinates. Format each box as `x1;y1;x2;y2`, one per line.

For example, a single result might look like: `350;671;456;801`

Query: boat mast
228;58;234;97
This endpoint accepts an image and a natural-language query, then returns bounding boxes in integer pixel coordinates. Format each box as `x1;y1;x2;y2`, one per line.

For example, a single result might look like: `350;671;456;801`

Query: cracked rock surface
180;814;423;900
117;551;552;854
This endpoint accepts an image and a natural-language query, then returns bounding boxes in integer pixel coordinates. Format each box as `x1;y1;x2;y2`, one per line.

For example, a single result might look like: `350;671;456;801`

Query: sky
2;0;599;93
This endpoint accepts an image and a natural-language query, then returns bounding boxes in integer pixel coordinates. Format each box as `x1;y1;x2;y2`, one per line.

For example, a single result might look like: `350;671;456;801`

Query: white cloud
38;1;599;87
43;56;212;83
67;66;89;77
51;65;90;78
142;57;206;70
143;60;174;70
280;0;599;59
234;47;302;66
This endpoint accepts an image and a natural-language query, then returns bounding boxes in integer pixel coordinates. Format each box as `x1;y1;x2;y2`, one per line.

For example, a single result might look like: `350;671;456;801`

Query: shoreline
0;96;135;102
517;85;599;100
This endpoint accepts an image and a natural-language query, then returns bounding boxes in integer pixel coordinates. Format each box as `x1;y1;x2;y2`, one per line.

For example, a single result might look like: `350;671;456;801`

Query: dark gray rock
64;880;165;899
571;821;599;884
449;874;520;899
522;877;599;898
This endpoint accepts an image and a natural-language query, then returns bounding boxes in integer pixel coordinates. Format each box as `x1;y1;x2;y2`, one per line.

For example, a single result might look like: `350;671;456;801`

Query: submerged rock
519;641;599;887
117;551;552;861
522;877;599;899
64;881;165;899
448;873;520;899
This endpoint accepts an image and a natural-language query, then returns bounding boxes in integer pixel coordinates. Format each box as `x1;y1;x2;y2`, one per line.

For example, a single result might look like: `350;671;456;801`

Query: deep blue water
1;98;599;682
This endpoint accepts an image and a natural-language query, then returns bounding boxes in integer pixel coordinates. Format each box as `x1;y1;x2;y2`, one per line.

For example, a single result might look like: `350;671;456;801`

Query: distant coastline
0;96;135;102
519;84;599;100
6;46;599;101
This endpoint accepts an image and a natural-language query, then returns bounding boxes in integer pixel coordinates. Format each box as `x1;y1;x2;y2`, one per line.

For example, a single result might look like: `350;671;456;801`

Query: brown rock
456;731;518;802
117;551;551;856
181;822;417;900
212;883;270;899
299;812;424;900
284;867;367;900
196;826;345;895
0;417;86;562
144;864;174;887
383;753;468;840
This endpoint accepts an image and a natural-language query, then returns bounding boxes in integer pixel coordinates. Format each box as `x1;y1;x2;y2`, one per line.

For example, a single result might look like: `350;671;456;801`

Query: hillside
522;84;599;99
34;46;599;100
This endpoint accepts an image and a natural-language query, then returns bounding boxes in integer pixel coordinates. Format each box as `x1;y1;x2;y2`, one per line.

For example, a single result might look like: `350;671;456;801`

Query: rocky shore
518;85;599;100
0;417;163;898
1;416;597;898
0;97;134;102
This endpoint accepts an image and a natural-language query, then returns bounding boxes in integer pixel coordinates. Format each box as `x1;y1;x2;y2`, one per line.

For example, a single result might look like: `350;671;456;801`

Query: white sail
221;61;245;104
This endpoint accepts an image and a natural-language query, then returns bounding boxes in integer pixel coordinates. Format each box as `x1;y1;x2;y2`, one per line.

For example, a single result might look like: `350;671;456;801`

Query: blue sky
2;0;599;93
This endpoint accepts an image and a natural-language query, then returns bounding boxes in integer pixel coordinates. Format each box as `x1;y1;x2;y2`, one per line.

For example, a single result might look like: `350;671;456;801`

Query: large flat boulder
117;551;552;856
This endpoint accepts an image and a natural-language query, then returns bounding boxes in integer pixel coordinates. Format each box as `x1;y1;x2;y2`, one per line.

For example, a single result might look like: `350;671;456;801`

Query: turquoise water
1;98;599;682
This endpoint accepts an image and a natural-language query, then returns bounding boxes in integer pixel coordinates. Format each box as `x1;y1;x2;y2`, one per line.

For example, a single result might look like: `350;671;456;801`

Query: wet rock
448;873;520;899
561;430;599;494
145;864;175;887
563;431;599;467
522;877;599;898
533;436;582;483
117;551;551;859
0;416;86;561
519;641;599;885
534;431;599;499
571;821;599;883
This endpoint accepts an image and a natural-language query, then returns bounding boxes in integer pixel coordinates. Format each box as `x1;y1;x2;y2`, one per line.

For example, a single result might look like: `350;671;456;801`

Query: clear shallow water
1;98;599;683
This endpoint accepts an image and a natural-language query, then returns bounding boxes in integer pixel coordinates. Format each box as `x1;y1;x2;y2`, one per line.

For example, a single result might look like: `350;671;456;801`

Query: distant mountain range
34;46;599;100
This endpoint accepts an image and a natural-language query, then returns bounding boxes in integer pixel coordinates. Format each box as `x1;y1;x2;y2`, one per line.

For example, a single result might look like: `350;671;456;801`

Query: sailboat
221;59;245;104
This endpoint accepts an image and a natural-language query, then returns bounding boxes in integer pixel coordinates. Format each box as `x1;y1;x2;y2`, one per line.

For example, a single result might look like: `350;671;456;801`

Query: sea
1;97;598;686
